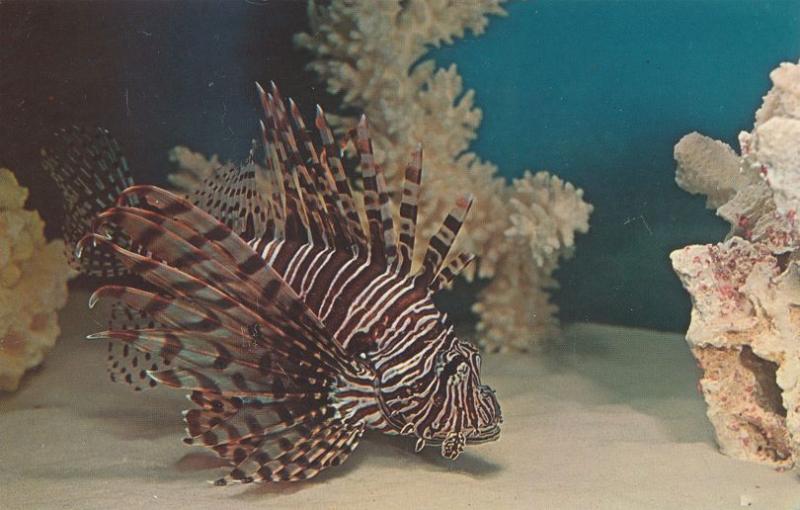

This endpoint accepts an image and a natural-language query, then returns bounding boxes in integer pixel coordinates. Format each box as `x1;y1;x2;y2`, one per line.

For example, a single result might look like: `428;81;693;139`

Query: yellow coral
0;168;70;391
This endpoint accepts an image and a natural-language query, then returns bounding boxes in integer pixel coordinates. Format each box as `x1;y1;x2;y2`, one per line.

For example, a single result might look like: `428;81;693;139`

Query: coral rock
671;61;800;468
0;168;70;392
674;132;746;209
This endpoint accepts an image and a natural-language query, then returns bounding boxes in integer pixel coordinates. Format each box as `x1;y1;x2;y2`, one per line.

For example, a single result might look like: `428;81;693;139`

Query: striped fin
353;115;396;262
93;286;238;337
270;92;342;248
81;234;344;374
376;168;397;263
315;106;366;247
323;424;363;470
93;286;332;384
94;187;358;369
429;253;476;292
92;206;235;264
312;156;356;251
183;392;241;441
104;339;163;391
274;102;328;247
110;188;341;339
397;144;423;274
255;87;369;254
295;164;334;247
82;237;269;331
146;366;324;399
258;118;286;241
116;187;298;289
418;194;474;284
287;98;320;165
114;185;265;265
41;126;136;277
287;99;355;251
262;83;320;243
91;209;277;309
89;323;358;485
257;83;311;244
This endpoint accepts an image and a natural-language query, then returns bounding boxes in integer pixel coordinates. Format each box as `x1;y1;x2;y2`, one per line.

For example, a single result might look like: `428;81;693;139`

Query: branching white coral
291;0;593;351
0;168;70;392
671;60;800;468
505;172;591;268
166;0;593;351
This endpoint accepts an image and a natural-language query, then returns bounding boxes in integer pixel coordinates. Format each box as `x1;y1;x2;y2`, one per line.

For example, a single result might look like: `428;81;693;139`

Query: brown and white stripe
65;84;500;485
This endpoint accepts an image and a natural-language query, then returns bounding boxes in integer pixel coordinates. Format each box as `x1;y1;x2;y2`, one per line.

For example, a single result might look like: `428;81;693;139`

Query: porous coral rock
674;132;747;209
0;168;70;392
671;60;800;468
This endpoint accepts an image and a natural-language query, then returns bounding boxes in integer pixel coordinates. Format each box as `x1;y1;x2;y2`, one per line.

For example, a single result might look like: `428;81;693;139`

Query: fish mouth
416;424;501;446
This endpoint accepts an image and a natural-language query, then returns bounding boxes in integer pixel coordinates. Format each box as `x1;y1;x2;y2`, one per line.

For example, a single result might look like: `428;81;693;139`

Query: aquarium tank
2;1;800;509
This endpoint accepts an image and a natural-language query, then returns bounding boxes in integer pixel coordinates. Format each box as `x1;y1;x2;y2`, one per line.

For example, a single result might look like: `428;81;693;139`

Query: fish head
388;336;502;459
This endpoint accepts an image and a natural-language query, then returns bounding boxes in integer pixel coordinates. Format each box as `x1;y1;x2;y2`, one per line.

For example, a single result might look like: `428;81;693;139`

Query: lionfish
42;83;502;484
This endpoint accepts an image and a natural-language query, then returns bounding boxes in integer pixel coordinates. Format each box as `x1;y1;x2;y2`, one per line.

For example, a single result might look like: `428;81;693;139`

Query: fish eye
434;352;446;375
447;361;470;385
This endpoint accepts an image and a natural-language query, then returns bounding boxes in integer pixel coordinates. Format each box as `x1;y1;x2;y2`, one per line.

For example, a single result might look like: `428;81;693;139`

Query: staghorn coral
0;168;70;392
671;60;800;468
169;0;593;351
291;0;592;351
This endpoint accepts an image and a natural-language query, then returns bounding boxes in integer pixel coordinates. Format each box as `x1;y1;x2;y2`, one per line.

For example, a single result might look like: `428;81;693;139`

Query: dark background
0;0;333;239
3;0;800;334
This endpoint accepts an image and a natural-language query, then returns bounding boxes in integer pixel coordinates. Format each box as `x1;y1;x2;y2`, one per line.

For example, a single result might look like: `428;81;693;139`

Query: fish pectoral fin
441;432;466;460
212;420;365;485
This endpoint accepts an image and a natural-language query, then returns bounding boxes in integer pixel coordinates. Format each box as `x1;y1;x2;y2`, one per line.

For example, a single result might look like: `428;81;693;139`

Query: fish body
44;83;502;483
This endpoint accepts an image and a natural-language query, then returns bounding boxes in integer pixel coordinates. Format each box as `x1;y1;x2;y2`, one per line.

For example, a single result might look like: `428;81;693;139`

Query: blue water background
431;0;800;332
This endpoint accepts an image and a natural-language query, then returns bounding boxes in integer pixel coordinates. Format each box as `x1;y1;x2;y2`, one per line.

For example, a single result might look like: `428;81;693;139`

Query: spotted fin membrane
41;126;136;278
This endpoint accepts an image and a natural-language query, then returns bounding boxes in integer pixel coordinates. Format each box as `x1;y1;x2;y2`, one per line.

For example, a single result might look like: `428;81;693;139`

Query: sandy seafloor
1;291;799;510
